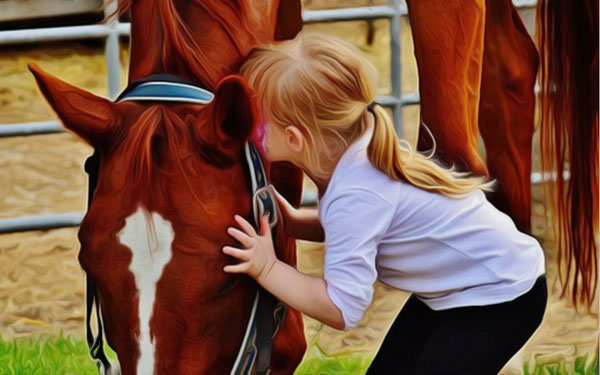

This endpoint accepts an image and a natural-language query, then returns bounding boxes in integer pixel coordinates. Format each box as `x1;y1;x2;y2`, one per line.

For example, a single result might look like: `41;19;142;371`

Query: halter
114;74;215;104
84;74;284;375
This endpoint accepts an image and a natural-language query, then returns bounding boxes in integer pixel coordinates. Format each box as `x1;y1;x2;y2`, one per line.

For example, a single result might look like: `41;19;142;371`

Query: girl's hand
223;212;345;331
223;214;278;283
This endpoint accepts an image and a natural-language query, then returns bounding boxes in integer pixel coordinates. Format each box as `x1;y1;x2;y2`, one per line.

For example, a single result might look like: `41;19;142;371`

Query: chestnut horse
28;0;306;374
407;0;598;308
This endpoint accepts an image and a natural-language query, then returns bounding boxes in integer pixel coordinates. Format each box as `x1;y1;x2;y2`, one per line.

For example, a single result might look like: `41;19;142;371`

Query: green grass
0;332;97;375
0;334;597;375
295;356;372;375
522;352;599;375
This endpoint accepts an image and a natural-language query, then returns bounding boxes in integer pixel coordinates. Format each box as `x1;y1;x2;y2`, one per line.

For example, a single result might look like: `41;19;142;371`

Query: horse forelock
112;106;198;198
117;106;174;187
107;102;244;209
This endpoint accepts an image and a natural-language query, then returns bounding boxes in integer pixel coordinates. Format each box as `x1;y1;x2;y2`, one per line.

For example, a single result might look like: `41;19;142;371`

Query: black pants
366;276;547;375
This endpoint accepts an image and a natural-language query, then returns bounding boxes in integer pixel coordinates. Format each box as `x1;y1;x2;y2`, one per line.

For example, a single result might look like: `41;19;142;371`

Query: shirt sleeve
321;188;395;330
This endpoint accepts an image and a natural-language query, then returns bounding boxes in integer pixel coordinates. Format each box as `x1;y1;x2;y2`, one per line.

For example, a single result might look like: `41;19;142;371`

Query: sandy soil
0;134;596;373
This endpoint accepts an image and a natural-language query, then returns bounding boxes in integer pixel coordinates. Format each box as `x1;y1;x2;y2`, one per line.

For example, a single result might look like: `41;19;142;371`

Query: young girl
222;32;547;375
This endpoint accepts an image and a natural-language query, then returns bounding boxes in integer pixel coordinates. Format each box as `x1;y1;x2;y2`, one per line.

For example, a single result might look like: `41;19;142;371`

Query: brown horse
28;0;306;374
407;0;598;309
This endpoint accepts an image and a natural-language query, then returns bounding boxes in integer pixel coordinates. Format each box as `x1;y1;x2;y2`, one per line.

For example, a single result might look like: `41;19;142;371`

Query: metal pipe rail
0;213;85;233
0;23;130;45
0;5;404;46
303;5;405;23
0;92;421;138
0;171;567;233
0;121;65;137
0;4;410;134
0;1;539;232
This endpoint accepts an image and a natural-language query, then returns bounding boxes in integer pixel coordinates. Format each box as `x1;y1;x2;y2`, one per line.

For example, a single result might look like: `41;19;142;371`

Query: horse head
27;0;306;373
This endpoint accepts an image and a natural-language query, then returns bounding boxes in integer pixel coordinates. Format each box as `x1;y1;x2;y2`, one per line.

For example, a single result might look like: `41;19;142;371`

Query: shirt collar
337;123;374;168
320;123;375;202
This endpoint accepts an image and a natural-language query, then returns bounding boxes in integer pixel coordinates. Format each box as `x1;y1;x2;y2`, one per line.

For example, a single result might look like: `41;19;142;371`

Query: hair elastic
367;101;377;112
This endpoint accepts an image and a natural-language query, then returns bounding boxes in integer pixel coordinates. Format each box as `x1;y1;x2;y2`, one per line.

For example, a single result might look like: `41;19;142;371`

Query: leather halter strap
229;142;284;375
83;156;119;375
84;77;284;375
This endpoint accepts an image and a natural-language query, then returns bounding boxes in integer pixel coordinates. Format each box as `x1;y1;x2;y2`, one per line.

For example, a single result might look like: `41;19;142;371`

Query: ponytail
367;104;494;197
240;32;493;197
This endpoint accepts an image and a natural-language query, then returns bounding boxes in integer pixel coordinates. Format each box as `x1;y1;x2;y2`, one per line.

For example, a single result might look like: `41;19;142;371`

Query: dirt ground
0;132;597;373
0;2;598;373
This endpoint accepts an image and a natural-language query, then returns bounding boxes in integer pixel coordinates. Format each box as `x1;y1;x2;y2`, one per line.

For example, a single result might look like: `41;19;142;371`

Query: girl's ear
285;125;304;153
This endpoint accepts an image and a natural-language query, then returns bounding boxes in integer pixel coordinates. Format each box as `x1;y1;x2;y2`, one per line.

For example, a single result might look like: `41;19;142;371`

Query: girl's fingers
271;187;291;211
259;214;270;236
234;215;257;236
222;246;251;261
223;263;249;274
227;227;254;247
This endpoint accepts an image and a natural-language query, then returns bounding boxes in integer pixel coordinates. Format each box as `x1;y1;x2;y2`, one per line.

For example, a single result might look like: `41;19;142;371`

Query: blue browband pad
117;81;214;104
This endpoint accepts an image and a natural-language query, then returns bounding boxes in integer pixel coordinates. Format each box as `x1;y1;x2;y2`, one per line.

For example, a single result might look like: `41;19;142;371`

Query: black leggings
366;276;547;375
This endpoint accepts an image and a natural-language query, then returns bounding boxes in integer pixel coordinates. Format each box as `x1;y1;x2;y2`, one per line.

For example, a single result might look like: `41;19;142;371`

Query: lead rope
229;142;287;375
84;153;121;375
86;275;118;375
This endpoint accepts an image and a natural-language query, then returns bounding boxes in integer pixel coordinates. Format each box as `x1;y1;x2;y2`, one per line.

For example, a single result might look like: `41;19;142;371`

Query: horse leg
270;161;304;209
478;0;538;232
406;0;488;176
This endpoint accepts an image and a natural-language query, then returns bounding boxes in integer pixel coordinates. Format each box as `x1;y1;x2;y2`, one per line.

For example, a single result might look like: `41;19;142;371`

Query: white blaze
117;205;174;375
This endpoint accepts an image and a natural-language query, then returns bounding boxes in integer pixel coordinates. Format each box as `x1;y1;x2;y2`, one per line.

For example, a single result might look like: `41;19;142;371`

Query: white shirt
319;126;546;330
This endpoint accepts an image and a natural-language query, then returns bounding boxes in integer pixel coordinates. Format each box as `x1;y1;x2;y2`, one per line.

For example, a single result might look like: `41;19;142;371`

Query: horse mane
537;0;599;309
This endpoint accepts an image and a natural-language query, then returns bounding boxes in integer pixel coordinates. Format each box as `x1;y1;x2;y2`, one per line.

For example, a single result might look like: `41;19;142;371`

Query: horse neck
127;0;276;90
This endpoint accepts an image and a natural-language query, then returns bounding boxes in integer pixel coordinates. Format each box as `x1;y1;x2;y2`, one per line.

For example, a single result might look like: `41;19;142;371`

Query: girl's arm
259;259;344;330
223;214;344;330
285;207;325;242
225;188;389;332
273;187;325;242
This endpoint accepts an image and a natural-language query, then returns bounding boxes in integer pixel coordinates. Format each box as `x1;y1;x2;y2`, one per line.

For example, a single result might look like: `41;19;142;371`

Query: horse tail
537;0;599;309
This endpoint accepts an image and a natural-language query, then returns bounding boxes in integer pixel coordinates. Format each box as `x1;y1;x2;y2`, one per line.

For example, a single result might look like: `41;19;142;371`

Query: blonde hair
240;32;494;197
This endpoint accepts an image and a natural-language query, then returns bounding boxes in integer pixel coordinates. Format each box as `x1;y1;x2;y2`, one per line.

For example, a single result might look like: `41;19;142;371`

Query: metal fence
0;0;538;232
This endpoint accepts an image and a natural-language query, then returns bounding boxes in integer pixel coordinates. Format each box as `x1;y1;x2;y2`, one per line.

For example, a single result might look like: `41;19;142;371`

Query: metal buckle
252;185;278;230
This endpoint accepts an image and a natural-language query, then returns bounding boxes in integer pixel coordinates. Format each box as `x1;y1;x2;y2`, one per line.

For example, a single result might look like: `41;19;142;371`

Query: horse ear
28;62;118;147
210;75;258;149
274;0;303;40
